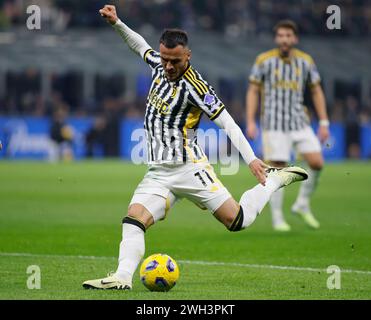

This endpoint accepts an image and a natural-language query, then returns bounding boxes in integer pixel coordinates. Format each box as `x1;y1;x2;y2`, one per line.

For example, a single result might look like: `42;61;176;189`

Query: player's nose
166;62;174;71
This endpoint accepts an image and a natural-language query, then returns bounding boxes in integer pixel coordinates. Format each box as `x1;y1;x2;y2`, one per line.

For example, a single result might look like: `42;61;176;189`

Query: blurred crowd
1;68;370;158
1;68;140;117
1;0;371;36
1;0;370;158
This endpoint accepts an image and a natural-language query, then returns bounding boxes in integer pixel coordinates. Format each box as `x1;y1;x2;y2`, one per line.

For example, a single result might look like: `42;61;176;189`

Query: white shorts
262;126;321;162
129;161;232;222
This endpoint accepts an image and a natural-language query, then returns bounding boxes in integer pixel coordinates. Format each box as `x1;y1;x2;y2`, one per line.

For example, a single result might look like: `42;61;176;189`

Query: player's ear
187;49;192;61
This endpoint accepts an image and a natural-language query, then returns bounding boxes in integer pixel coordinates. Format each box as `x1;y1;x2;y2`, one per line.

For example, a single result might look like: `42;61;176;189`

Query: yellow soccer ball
139;253;179;292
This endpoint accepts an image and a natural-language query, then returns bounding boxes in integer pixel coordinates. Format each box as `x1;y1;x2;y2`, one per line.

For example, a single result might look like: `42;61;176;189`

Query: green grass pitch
0;160;370;300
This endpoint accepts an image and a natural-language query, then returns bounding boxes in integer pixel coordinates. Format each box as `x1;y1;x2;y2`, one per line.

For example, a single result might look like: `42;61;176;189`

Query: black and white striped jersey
249;48;321;132
142;49;225;164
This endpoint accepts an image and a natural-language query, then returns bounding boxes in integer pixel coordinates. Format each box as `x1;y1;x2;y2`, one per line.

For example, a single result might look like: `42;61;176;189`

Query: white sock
239;176;281;229
115;223;145;282
269;188;286;226
295;168;321;209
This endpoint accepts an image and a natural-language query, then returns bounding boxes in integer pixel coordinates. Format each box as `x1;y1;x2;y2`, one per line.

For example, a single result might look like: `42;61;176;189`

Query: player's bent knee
309;159;324;171
214;198;243;231
311;164;323;171
227;206;244;232
126;204;154;229
122;216;147;233
222;214;236;230
304;153;324;171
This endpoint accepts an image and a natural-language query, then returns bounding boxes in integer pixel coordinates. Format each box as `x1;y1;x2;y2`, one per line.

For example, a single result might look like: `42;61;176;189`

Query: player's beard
279;43;293;57
165;63;188;81
165;70;178;81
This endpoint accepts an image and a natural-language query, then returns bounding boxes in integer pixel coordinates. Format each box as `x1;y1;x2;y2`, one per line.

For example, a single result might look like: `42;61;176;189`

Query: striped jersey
249;48;321;132
141;48;225;164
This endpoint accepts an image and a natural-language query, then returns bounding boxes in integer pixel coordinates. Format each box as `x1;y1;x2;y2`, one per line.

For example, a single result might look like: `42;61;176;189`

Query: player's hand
249;158;269;186
318;125;330;144
246;122;258;140
99;4;118;25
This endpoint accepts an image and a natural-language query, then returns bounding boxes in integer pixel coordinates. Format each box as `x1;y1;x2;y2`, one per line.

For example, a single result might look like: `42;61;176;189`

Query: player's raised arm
99;5;153;60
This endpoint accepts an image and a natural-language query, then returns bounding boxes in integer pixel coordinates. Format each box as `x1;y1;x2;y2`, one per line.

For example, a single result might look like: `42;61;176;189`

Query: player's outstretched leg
216;166;308;232
82;204;152;290
292;153;323;229
270;188;291;231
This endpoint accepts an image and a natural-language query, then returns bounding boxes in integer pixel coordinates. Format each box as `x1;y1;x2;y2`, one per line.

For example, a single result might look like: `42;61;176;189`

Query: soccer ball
139;253;179;292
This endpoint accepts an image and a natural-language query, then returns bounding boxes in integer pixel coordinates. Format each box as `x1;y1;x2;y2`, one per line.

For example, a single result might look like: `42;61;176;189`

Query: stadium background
0;0;371;300
0;0;370;160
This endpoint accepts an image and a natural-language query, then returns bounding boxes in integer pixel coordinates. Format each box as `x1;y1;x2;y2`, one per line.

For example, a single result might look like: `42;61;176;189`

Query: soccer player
83;6;308;290
246;20;329;232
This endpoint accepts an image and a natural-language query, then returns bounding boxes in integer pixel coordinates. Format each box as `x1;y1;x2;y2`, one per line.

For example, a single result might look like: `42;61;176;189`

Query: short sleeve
249;58;264;85
185;68;225;120
143;49;161;69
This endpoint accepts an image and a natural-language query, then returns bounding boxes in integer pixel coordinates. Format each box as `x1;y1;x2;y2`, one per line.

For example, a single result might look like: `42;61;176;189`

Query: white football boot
291;203;320;229
273;221;292;232
266;166;309;188
83;272;132;290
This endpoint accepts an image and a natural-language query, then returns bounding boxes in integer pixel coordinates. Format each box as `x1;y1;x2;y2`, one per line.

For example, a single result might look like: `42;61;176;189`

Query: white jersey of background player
246;20;330;232
83;5;308;290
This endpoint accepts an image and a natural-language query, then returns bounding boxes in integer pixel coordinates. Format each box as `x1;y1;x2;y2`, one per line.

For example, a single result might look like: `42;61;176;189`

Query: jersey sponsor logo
148;89;172;115
272;80;299;91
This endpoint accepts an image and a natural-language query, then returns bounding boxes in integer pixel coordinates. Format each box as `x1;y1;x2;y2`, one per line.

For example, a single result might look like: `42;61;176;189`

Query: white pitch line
1;252;371;275
179;260;371;275
0;252;114;260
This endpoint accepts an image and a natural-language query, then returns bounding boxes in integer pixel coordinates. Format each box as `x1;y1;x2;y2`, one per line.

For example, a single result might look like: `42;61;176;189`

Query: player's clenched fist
99;5;118;25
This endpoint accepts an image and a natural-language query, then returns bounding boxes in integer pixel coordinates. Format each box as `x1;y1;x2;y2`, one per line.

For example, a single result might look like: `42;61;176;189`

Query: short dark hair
159;29;188;48
273;20;299;36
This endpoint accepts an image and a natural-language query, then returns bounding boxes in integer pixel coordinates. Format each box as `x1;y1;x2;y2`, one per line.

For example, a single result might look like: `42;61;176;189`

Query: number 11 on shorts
194;170;215;187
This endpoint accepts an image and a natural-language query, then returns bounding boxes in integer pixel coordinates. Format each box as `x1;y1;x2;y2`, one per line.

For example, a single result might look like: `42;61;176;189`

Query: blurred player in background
246;20;330;232
85;116;106;158
50;106;74;161
83;5;309;290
